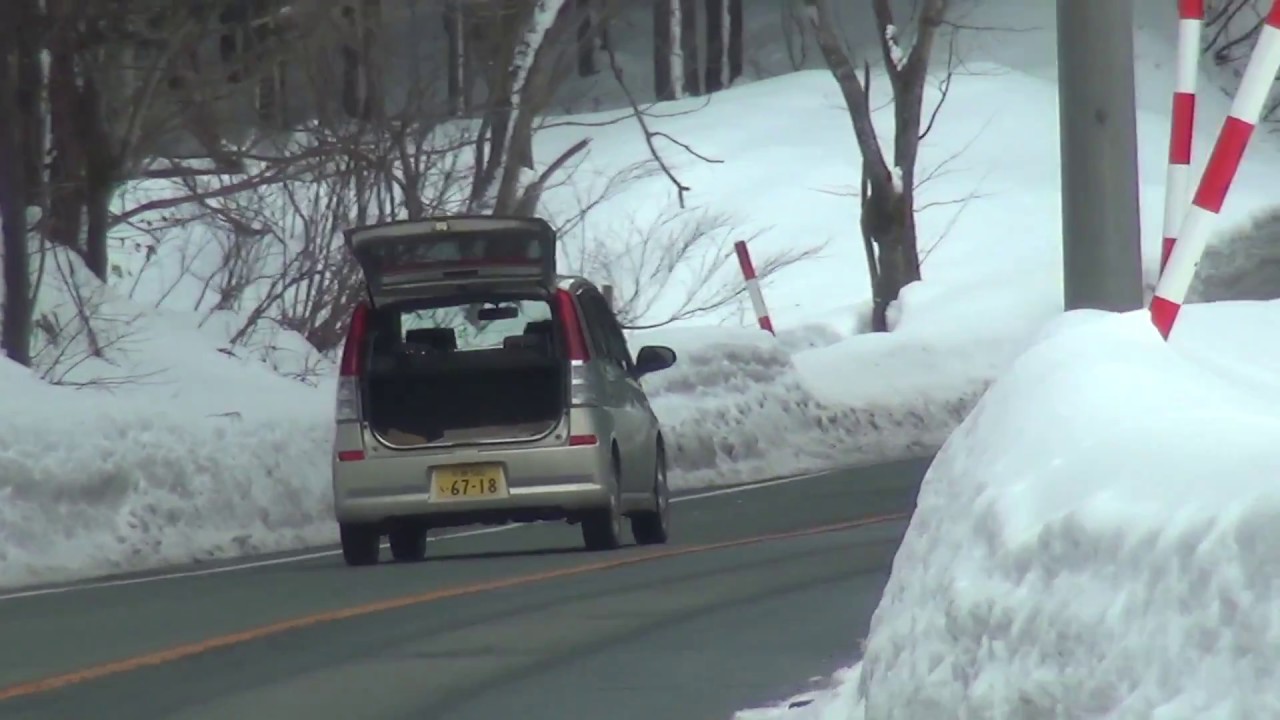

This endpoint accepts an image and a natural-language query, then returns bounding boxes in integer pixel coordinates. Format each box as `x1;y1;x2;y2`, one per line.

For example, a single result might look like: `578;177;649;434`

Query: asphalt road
0;457;931;720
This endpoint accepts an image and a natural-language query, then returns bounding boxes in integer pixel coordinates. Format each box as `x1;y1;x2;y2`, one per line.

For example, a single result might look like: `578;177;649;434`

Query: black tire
630;444;670;546
582;453;625;551
388;526;428;562
340;523;381;567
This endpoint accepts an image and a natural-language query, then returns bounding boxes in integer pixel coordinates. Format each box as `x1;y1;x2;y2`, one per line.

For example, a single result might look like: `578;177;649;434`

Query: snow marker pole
733;240;774;334
1159;0;1205;273
1150;1;1280;339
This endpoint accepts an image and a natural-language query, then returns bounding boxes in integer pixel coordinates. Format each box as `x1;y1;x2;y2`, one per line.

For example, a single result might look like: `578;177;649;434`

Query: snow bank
0;250;338;589
4;244;1004;588
16;0;1280;592
736;300;1280;719
636;324;983;491
637;265;1062;491
0;315;973;589
0;364;336;588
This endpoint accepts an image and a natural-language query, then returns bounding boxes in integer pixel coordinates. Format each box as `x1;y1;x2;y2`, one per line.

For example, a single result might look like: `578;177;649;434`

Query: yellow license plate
431;464;508;501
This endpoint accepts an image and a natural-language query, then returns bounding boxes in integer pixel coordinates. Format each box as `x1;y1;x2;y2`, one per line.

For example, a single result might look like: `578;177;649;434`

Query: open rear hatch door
345;216;557;305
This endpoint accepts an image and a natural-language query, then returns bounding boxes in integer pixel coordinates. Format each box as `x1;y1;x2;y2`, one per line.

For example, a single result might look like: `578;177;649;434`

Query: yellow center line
0;512;908;702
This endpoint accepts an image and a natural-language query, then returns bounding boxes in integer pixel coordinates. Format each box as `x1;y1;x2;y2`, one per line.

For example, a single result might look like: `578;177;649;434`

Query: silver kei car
331;215;678;566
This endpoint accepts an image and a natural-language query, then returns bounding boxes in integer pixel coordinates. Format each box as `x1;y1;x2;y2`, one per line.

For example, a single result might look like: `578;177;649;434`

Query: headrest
524;320;554;337
404;327;457;352
503;335;546;351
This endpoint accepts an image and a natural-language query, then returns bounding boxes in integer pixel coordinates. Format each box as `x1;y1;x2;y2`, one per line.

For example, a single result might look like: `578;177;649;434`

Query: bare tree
28;0;312;282
101;0;729;370
704;0;743;91
802;0;949;331
654;0;675;99
1202;0;1280;121
115;0;604;361
728;0;744;83
444;0;468;114
651;0;699;97
681;0;701;95
467;0;602;216
1205;0;1263;69
0;0;40;367
576;0;601;77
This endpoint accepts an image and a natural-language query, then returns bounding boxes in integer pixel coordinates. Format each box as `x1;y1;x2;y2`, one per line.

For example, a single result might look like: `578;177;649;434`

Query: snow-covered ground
737;300;1280;720
4;0;1278;591
732;0;1280;716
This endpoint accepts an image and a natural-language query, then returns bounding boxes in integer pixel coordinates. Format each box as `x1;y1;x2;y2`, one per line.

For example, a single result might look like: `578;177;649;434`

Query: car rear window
397;299;553;352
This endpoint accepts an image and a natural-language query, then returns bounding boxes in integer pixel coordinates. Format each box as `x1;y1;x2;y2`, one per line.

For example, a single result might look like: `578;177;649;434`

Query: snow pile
736;300;1280;720
0;250;338;589
10;0;1280;589
637;325;977;490
0;366;336;588
637;269;1063;489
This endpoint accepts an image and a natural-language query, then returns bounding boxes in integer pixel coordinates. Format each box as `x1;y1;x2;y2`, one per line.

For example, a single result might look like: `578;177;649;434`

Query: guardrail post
733;240;774;334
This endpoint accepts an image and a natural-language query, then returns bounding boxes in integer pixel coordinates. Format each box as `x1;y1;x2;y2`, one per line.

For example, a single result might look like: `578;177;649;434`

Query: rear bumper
331;437;613;526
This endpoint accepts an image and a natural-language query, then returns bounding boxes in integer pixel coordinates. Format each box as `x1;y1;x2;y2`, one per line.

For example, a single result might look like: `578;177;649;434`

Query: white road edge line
0;469;834;602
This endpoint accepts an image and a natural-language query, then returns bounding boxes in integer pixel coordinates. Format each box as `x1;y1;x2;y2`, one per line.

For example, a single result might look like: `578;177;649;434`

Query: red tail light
554;289;590;361
339;302;370;377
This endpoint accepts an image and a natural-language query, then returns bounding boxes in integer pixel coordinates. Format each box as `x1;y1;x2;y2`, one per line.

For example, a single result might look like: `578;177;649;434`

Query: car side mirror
633;345;677;377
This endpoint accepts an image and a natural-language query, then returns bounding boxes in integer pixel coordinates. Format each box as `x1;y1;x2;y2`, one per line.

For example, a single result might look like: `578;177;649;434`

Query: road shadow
292;544;594;572
425;545;589;563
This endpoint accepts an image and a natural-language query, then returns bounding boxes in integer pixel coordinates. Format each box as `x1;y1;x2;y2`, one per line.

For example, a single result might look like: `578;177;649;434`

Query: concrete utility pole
1056;0;1145;312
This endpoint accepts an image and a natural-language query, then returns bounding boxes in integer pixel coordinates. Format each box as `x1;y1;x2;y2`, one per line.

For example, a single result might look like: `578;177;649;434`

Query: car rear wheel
389;525;428;562
582;453;624;551
340;523;381;567
630;445;670;545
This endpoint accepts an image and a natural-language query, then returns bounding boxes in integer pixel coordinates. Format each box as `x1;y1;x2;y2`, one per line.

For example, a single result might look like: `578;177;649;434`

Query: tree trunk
577;0;597;76
340;45;362;119
859;161;880;299
84;177;112;282
0;21;33;367
359;0;382;121
867;212;901;331
704;0;724;93
218;0;249;83
491;1;577;214
865;184;921;332
46;8;85;254
0;150;31;367
679;0;699;95
727;0;743;82
339;2;378;120
78;63;114;281
256;58;287;127
804;0;940;333
470;7;520;209
653;0;674;100
444;0;468;115
15;0;42;194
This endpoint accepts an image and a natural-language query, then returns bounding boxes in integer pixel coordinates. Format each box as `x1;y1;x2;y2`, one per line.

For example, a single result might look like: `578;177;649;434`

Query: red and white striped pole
1159;0;1204;273
1151;0;1280;339
733;239;774;334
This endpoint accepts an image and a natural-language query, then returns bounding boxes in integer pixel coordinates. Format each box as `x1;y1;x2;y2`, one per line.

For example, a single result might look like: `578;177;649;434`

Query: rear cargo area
363;304;565;446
